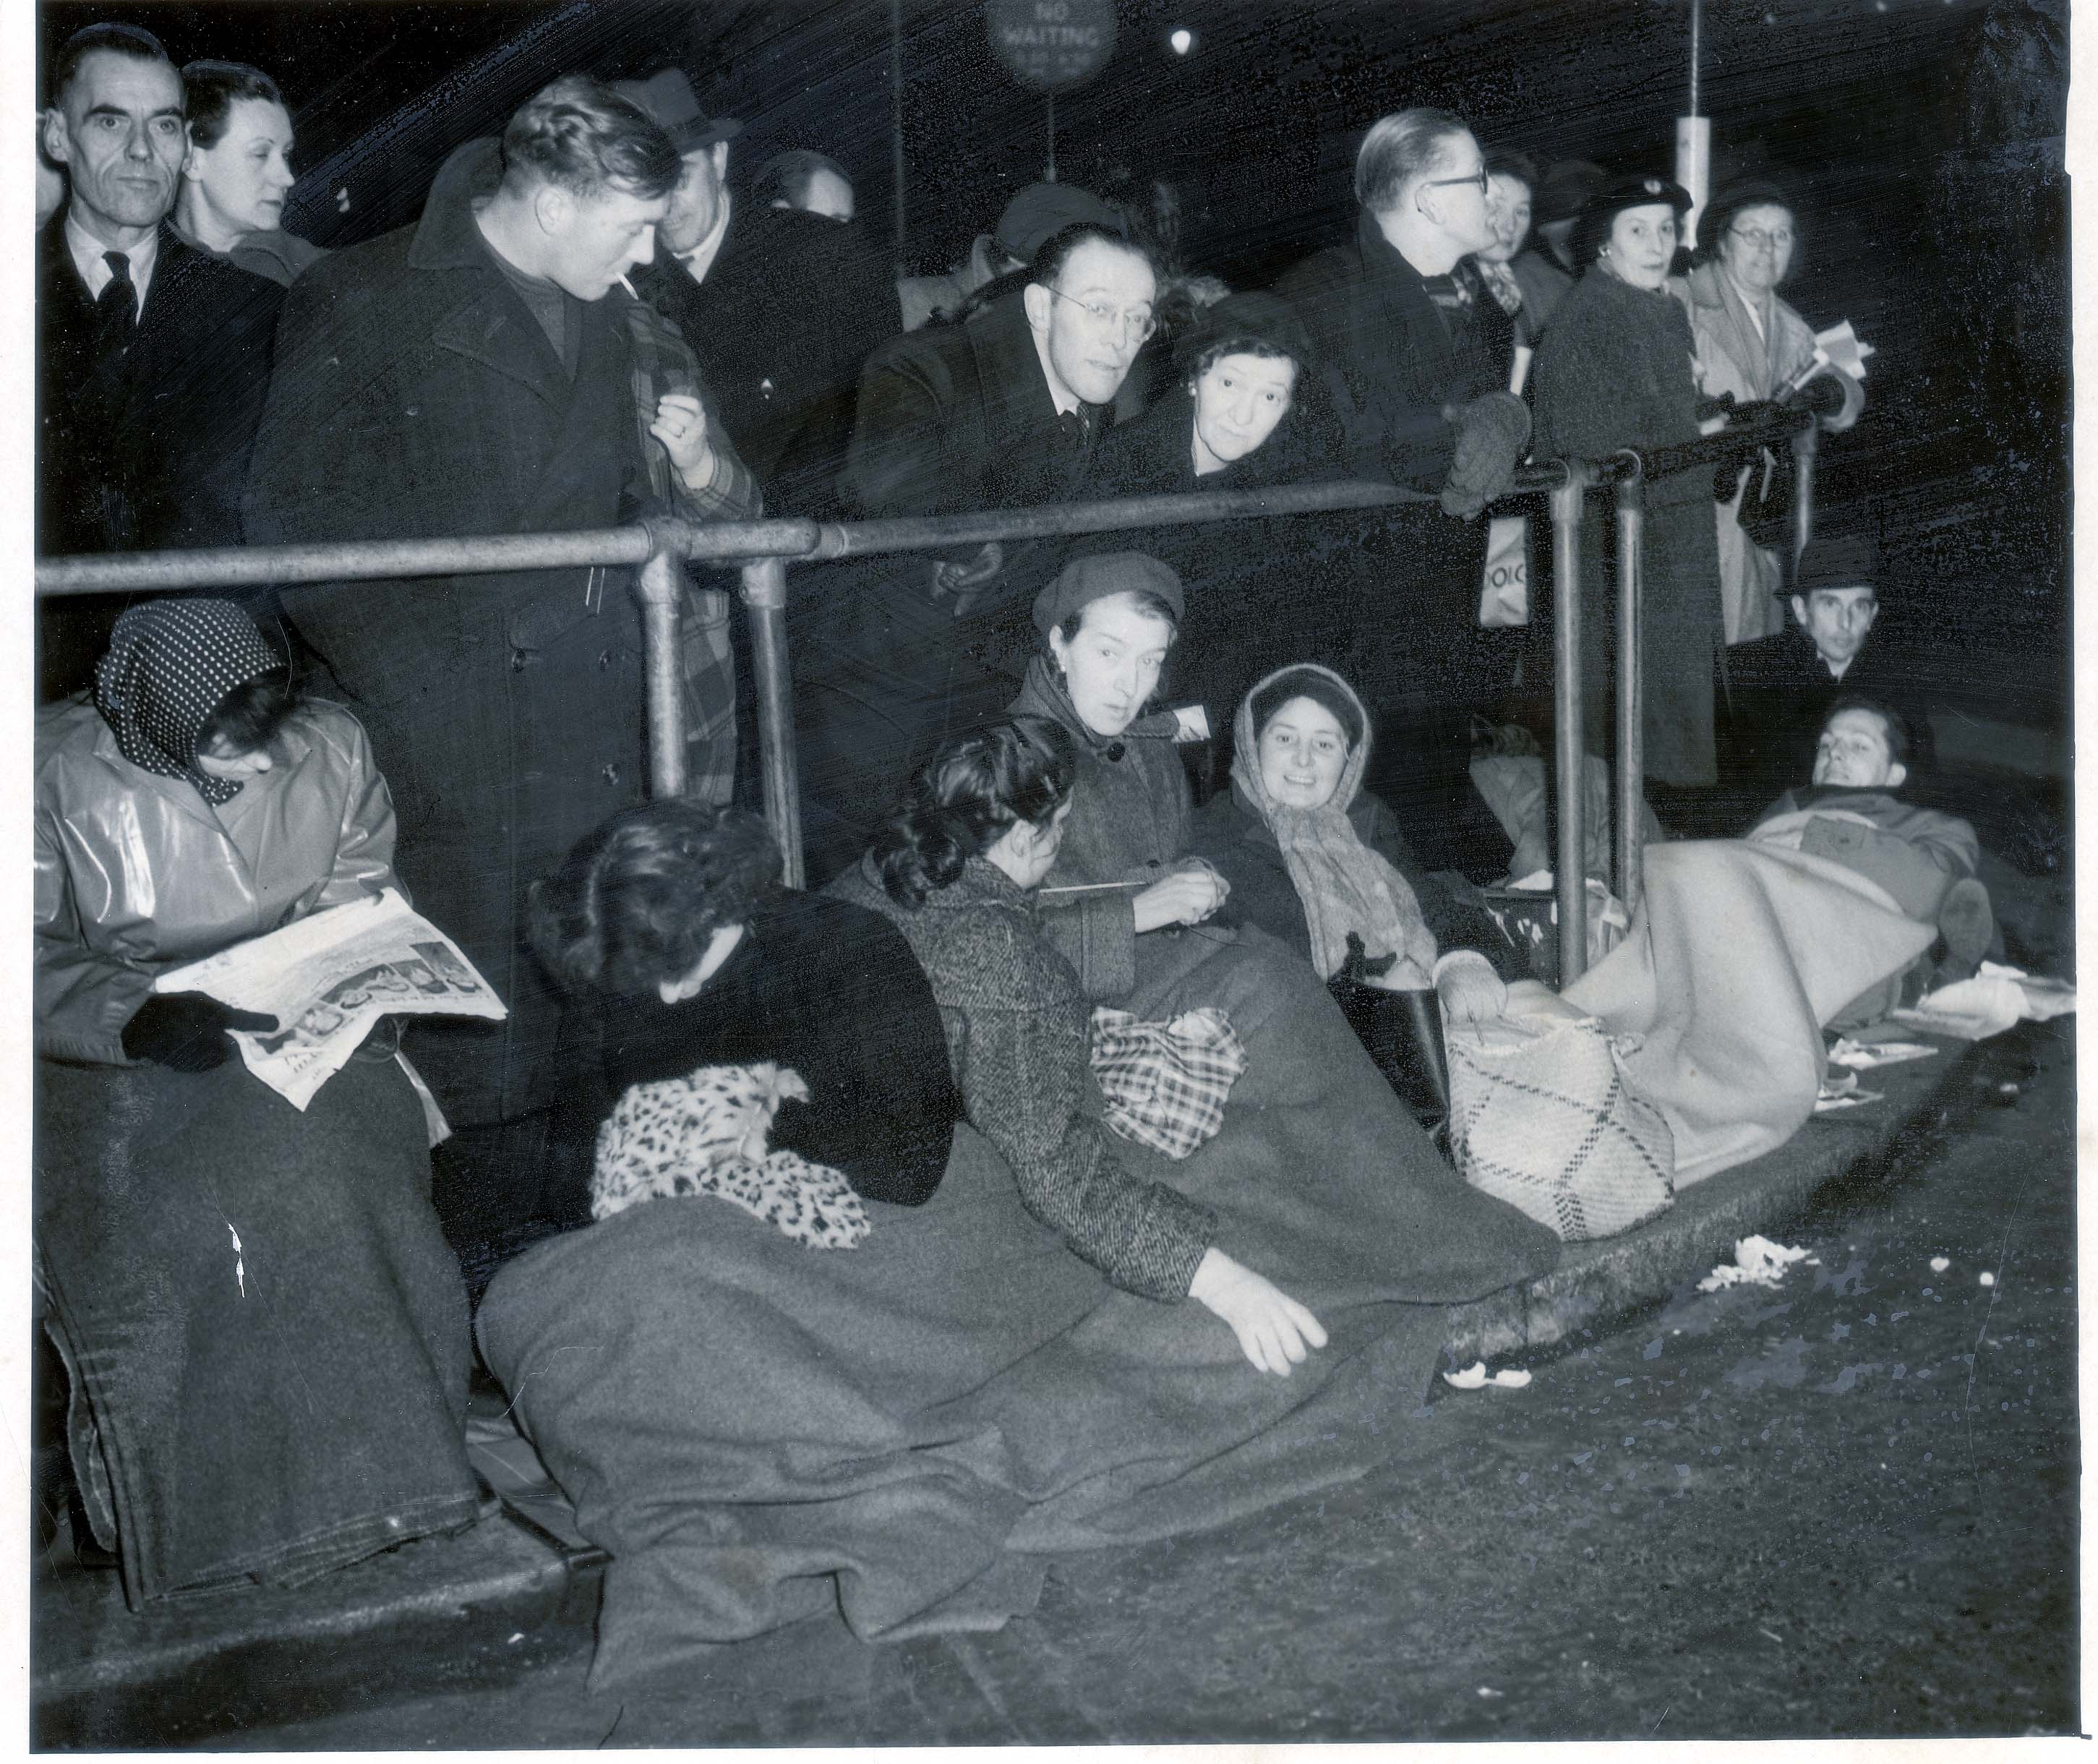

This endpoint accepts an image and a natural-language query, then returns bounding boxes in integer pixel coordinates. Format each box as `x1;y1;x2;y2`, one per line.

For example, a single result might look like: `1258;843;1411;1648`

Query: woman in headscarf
1532;173;1723;795
1076;291;1344;760
35;599;481;1604
1679;178;1864;646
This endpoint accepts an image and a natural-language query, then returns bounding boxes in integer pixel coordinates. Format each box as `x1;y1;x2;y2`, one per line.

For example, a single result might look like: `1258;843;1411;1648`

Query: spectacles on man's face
1421;163;1491;200
1729;224;1795;252
1046;286;1157;343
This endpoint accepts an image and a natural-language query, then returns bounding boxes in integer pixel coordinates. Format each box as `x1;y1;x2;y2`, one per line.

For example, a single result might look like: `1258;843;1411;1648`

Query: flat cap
1032;552;1185;638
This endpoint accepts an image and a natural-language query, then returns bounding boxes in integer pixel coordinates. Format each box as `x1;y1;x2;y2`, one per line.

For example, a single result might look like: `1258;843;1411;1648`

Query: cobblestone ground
210;1020;2076;1748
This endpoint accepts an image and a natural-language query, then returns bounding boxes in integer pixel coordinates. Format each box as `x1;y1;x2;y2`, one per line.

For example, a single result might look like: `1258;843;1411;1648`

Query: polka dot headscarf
93;599;284;805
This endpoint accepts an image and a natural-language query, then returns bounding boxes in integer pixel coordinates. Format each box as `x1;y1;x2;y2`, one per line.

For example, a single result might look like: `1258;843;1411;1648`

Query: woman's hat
1176;289;1317;379
1572;173;1693;268
1697;177;1794;259
1032;552;1185;639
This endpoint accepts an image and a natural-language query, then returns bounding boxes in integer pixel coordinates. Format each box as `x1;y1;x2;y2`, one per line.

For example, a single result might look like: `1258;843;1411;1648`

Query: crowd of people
36;21;2034;1669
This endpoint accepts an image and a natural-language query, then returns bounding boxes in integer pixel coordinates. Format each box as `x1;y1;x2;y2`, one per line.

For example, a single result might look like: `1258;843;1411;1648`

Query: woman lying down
475;726;1556;1690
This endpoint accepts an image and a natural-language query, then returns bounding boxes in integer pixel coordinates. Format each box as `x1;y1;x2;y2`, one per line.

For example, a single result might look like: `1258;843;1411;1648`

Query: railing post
740;556;805;889
1788;417;1820;595
1612;453;1646;919
1551;461;1591;986
634;542;687;801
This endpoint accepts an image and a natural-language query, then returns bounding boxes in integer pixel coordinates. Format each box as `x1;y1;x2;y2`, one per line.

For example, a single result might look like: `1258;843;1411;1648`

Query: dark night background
36;0;2072;732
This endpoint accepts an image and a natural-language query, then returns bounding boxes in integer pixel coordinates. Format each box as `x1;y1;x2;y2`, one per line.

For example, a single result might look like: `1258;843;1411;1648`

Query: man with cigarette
248;75;738;1293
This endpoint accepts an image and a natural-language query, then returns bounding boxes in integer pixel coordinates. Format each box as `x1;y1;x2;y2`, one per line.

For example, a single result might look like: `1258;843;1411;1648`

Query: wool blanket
476;924;1558;1689
37;1051;481;1607
1561;839;1935;1185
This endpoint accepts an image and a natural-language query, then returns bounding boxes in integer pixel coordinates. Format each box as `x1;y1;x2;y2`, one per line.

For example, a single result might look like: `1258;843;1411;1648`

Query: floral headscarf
93;599;283;805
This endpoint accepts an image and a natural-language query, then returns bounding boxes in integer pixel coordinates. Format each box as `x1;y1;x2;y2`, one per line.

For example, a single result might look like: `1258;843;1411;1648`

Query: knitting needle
1037;880;1147;895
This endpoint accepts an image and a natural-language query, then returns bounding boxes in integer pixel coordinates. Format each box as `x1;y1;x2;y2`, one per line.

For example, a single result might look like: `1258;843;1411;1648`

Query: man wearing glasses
794;218;1161;880
1275;107;1533;869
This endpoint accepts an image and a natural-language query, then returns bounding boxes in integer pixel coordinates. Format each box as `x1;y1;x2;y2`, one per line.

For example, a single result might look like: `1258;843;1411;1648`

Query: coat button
1147;859;1162;868
510;651;528;673
598;648;612;671
601;763;622;787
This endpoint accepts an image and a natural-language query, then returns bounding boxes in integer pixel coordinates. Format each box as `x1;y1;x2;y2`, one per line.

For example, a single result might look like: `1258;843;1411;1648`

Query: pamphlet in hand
153;889;507;1110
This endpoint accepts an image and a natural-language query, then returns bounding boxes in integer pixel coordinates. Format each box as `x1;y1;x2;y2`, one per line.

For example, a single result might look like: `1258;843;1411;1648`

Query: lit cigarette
617;273;639;299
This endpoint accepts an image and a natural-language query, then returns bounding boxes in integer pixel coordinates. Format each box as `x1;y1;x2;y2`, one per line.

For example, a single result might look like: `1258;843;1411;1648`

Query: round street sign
986;0;1118;94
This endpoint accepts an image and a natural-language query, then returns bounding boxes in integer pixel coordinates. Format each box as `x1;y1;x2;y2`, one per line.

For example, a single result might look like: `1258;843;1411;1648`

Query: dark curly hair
196;667;296;758
528;800;784;998
873;718;1076;908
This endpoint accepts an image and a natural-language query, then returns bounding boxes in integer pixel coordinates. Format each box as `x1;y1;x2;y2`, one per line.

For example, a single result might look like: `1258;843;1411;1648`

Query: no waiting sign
986;0;1117;93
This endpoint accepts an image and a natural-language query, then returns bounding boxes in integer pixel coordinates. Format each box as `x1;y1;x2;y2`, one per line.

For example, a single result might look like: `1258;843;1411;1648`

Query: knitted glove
121;993;279;1072
1439;391;1532;519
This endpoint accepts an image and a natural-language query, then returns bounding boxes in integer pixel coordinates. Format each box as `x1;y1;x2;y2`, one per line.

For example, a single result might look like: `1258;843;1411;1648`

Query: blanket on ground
36;1052;481;1606
476;924;1558;1689
1559;839;1935;1185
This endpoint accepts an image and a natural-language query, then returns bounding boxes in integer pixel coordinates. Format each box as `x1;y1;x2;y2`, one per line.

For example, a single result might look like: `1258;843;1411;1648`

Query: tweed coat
245;139;718;1126
1533;265;1724;785
831;855;1215;1301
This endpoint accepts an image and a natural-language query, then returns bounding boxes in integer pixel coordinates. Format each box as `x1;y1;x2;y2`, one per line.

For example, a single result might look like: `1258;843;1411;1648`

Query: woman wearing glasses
1679;179;1860;646
1532;173;1723;800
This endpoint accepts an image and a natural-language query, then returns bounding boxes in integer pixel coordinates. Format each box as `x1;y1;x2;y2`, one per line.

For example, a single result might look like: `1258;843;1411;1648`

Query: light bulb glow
1170;28;1193;53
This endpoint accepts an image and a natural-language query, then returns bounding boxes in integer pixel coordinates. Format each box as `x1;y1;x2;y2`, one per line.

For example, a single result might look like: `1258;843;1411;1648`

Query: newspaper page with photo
153;889;507;1110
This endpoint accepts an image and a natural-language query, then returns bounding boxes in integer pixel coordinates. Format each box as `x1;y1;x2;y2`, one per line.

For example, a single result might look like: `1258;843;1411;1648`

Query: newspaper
153;889;507;1110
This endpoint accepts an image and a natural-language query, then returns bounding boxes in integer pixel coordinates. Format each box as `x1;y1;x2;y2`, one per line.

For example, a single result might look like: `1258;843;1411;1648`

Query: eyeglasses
1421;164;1491;199
1729;224;1795;251
1045;287;1157;342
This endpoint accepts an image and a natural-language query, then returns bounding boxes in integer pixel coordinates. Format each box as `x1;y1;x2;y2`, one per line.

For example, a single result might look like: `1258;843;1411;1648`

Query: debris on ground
1930;1256;1951;1273
1442;1361;1532;1390
1828;1037;1939;1070
1696;1235;1817;1293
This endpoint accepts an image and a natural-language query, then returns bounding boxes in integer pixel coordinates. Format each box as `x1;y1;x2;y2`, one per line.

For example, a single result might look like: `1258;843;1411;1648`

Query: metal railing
35;397;1831;985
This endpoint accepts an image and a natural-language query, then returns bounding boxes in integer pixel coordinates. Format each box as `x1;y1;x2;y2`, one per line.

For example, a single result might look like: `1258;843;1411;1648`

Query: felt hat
612;69;742;153
1032;552;1185;639
993;181;1126;265
1786;527;1885;599
1533;158;1606;228
1572;172;1693;269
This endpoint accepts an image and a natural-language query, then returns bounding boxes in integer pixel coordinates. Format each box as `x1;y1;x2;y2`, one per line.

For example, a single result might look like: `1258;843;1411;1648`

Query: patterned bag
1089;1007;1249;1161
1445;1011;1675;1242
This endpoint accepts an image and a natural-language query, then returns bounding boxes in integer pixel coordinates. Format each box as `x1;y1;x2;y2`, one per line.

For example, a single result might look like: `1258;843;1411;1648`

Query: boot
1330;977;1452;1153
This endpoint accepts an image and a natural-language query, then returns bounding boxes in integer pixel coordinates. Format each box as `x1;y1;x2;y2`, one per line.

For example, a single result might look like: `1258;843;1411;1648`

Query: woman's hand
1189;1248;1327;1376
1434;950;1510;1029
651;393;717;483
1132;865;1228;934
121;992;279;1072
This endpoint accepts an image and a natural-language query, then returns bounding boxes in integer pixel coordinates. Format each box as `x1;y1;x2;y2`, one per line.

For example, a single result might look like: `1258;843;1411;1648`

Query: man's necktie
93;251;137;374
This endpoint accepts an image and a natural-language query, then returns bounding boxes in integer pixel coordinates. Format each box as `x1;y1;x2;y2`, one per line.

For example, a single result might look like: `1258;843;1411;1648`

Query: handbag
1476;513;1530;628
1445;1008;1675;1242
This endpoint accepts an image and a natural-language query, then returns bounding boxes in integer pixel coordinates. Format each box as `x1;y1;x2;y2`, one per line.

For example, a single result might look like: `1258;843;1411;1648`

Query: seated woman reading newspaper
34;599;481;1604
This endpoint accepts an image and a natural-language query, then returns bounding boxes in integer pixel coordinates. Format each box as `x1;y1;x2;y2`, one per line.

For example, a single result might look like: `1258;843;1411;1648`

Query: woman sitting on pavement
524;800;963;1245
475;738;1553;1687
35;598;481;1604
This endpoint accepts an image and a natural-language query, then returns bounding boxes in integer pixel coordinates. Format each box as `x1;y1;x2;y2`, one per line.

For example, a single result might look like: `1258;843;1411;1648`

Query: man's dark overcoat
246;140;713;1128
38;216;286;696
790;288;1115;881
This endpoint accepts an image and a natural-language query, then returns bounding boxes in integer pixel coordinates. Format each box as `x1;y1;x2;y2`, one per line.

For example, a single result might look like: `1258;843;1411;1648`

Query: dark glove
1340;930;1399;986
1439;391;1531;519
121;992;279;1073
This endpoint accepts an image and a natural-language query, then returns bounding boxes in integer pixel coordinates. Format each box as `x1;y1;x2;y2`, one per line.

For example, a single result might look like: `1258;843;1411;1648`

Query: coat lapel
431;284;570;411
1707;270;1773;398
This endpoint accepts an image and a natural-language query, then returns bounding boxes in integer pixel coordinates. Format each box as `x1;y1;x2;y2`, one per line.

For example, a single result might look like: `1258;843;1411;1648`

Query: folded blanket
1561;839;1935;1183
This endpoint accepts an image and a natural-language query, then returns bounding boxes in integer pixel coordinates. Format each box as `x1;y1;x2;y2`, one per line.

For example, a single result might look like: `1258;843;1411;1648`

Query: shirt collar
678;194;733;285
66;208;160;299
1027;318;1082;416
